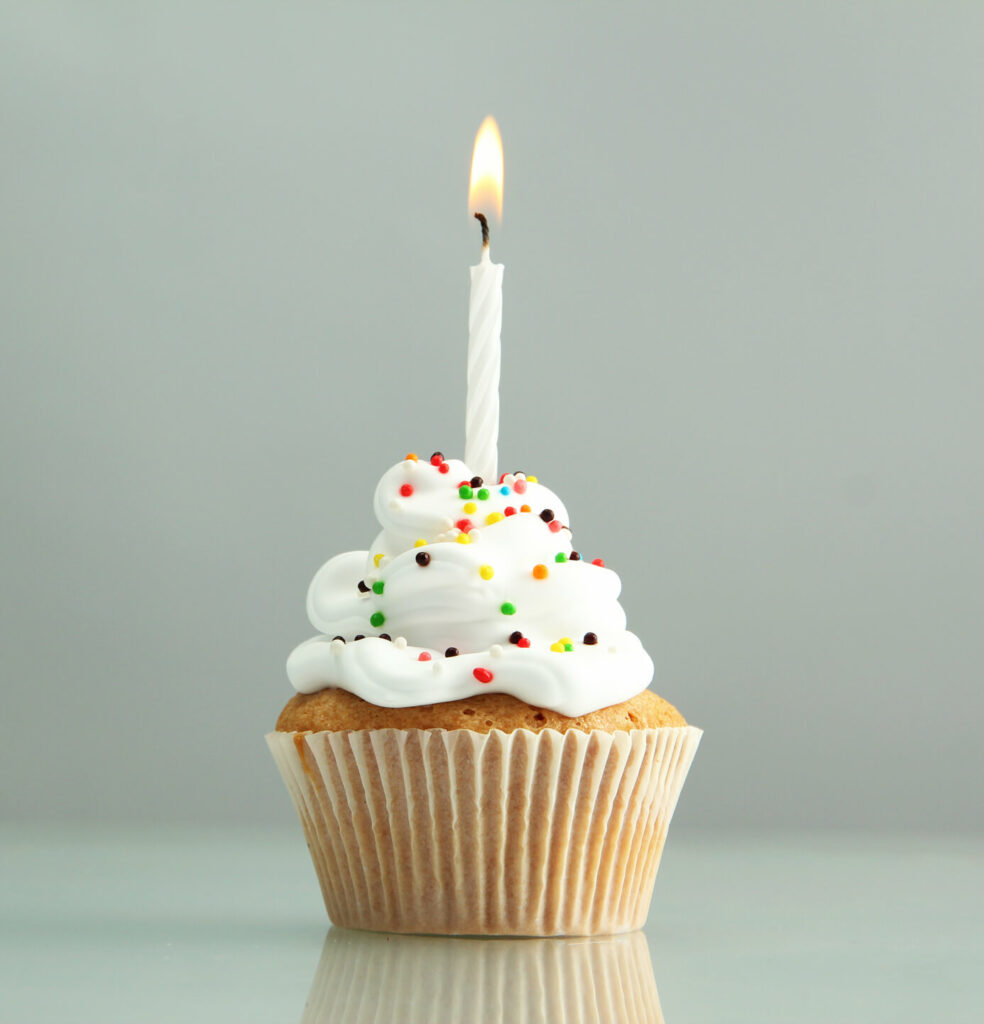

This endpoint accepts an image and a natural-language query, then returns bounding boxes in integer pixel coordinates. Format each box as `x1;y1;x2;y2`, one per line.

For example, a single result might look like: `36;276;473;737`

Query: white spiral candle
465;235;504;485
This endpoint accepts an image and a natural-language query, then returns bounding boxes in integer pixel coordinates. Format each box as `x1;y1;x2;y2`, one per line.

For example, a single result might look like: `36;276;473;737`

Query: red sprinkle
473;667;494;684
514;479;527;494
430;453;443;466
548;520;562;533
418;652;432;661
400;483;414;497
455;518;473;532
517;637;531;648
457;480;469;488
499;472;508;484
438;462;450;474
592;558;605;567
504;506;517;517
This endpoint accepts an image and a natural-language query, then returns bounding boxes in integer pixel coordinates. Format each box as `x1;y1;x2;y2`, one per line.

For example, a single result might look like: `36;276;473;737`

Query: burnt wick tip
474;212;490;247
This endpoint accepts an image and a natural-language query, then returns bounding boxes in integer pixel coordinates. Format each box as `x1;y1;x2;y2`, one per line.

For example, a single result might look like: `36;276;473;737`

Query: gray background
2;1;982;834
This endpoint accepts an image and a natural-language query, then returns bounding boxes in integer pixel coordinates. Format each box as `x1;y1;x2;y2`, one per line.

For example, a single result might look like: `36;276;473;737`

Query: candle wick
474;212;490;250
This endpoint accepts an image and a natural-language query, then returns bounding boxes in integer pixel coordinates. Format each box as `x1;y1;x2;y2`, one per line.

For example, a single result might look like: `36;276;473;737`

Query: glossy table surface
1;824;979;1023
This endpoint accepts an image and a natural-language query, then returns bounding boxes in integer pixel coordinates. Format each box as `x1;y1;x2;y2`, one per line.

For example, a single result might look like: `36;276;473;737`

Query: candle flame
469;116;504;222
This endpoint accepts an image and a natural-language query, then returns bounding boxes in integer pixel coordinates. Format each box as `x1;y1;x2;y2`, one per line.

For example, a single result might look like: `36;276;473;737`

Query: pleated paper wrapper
267;724;701;936
301;928;664;1024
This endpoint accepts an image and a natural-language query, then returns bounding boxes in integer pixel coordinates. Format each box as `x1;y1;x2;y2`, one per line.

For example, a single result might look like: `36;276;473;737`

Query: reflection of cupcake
301;928;663;1024
268;455;701;935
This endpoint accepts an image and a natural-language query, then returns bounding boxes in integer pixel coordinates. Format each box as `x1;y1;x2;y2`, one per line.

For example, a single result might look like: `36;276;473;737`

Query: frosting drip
286;456;654;717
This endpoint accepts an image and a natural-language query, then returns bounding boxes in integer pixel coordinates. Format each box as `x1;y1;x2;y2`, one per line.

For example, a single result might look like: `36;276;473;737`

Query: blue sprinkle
499;486;510;495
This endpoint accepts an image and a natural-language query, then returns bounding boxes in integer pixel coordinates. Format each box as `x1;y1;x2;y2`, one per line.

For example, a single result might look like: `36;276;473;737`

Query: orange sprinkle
532;564;549;579
520;504;532;513
405;453;418;461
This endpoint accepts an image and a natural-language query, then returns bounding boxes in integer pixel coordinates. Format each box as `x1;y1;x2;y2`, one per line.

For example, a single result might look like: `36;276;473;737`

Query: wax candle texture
465;247;504;485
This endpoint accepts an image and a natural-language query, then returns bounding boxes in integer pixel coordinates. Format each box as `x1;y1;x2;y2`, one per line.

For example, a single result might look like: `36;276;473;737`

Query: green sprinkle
477;488;490;500
555;552;568;563
564;642;574;652
458;485;473;499
500;602;517;616
372;581;385;595
370;611;385;627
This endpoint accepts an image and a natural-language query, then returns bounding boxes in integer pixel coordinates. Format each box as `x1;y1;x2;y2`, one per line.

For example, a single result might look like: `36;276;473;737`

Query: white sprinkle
503;473;516;486
330;638;344;651
489;644;503;658
389;499;402;511
608;645;618;654
394;636;408;650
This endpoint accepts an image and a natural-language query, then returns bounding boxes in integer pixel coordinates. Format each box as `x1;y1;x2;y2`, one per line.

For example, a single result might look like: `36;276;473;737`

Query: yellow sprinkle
527;475;538;483
373;553;385;567
559;637;573;645
463;501;477;514
456;533;472;544
479;565;494;580
405;452;418;462
485;512;504;525
550;641;565;653
414;538;428;547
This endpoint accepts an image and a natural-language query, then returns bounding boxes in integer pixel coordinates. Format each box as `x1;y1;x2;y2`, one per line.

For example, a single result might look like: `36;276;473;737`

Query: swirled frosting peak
286;453;654;716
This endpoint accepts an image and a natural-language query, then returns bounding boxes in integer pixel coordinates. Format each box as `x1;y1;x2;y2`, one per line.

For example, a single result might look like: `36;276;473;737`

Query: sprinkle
560;637;572;645
470;476;483;488
514;479;527;495
592;558;605;567
414;538;428;547
456;533;472;544
520;504;532;513
373;553;385;567
332;635;345;642
485;512;504;525
372;581;384;595
555;553;567;563
527;475;538;483
388;499;402;511
418;652;431;661
490;644;503;658
477;488;490;500
500;602;517;615
532;564;548;579
479;564;494;580
416;551;431;566
608;645;618;654
445;647;459;658
463;501;477;514
517;637;531;648
473;667;494;684
539;509;555;522
400;483;414;497
458;485;473;499
405;453;418;462
357;580;370;593
499;486;510;495
550;521;564;533
330;638;344;649
438;463;450;474
456;518;473;532
430;452;444;465
394;636;408;649
583;632;598;645
564;643;574;651
569;551;581;561
354;634;365;641
504;506;517;517
499;473;508;484
380;633;391;641
550;641;565;653
370;612;385;627
508;631;523;644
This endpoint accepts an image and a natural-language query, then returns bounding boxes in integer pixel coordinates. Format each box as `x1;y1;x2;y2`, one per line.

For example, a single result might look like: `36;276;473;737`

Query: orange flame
469;116;504;222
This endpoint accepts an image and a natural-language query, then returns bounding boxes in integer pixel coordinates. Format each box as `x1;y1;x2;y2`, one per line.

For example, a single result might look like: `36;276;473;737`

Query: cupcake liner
301;927;663;1024
267;724;701;936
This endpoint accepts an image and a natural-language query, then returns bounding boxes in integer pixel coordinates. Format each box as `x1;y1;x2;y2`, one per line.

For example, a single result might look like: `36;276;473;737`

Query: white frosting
286;457;654;717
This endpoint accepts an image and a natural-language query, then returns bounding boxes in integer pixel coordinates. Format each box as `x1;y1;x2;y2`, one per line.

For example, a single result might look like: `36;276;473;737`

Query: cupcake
268;453;701;935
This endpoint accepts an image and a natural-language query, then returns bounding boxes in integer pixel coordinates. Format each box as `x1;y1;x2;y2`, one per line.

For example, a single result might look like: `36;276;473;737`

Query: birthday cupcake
268;453;701;936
